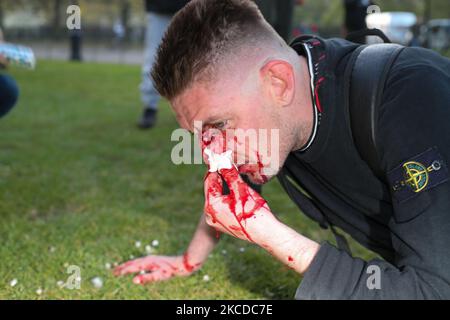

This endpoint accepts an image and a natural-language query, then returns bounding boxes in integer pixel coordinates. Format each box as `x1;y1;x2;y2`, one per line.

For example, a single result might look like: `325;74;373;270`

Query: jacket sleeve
296;47;450;299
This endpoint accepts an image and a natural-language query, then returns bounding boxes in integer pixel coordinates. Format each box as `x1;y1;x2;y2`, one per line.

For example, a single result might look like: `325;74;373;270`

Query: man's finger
113;258;158;276
114;260;140;275
133;270;172;284
204;171;223;200
219;167;242;191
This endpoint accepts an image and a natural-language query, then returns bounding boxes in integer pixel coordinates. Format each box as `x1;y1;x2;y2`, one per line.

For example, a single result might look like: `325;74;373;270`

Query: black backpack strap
346;28;393;44
277;172;329;229
278;170;352;253
346;43;404;180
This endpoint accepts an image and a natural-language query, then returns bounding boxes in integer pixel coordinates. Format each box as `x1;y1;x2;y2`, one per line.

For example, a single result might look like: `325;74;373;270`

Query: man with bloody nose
115;0;450;299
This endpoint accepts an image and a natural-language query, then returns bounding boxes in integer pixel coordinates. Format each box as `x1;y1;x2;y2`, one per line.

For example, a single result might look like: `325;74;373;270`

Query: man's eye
213;121;227;129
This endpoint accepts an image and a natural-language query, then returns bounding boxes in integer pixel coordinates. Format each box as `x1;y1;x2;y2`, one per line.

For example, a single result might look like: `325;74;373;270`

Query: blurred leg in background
138;12;172;129
69;30;82;61
274;0;296;43
255;0;296;43
343;0;371;44
0;74;19;119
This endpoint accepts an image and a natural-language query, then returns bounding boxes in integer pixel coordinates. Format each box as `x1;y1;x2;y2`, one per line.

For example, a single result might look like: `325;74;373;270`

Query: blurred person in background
69;28;82;61
343;0;372;43
138;0;190;129
255;0;304;43
113;19;126;48
0;28;19;119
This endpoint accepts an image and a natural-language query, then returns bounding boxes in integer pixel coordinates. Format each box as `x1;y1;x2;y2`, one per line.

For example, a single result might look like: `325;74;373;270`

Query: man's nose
201;128;227;153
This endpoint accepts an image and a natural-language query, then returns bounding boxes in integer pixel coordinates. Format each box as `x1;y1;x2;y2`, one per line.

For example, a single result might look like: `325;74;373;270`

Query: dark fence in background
0;0;355;64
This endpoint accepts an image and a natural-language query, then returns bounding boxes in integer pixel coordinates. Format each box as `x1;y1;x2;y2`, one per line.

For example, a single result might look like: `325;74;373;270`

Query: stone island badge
387;147;448;203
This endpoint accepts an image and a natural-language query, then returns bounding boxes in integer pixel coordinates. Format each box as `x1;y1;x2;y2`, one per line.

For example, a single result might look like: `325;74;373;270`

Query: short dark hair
151;0;274;100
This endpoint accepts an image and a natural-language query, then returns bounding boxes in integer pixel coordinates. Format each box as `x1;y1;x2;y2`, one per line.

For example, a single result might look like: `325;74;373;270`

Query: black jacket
145;0;189;15
279;35;450;299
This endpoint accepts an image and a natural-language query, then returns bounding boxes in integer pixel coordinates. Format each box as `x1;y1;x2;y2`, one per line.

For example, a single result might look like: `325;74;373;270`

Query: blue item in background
0;74;19;118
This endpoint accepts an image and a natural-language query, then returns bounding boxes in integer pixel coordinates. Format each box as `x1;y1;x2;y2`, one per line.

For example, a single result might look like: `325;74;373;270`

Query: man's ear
260;60;295;107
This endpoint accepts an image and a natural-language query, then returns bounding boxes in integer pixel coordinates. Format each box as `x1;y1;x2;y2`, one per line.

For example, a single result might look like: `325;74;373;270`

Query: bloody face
200;126;271;184
172;77;285;185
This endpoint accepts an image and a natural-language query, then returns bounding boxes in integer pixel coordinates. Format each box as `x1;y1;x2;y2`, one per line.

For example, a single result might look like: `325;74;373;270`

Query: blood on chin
237;164;270;185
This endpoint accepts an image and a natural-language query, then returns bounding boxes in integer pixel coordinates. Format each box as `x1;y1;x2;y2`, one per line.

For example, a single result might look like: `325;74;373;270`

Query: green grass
0;60;375;299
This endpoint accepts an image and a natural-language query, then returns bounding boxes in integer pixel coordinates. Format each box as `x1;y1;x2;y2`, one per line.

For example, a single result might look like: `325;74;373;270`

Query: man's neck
291;55;314;152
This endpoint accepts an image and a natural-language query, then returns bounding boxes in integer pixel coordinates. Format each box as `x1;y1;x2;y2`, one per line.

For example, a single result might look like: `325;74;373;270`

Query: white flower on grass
221;249;227;255
36;288;43;295
265;289;275;297
49;246;56;253
104;262;111;270
151;240;159;247
203;275;210;282
129;255;135;260
135;241;142;248
239;247;246;253
145;245;154;254
9;279;18;287
56;280;65;288
91;277;103;289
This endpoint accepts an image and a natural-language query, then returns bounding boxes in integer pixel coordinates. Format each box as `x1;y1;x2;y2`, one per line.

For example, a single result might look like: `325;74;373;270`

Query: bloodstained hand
204;166;273;243
113;253;201;284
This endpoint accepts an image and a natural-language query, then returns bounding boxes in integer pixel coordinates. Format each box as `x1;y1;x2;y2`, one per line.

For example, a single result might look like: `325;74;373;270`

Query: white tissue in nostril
204;148;233;173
